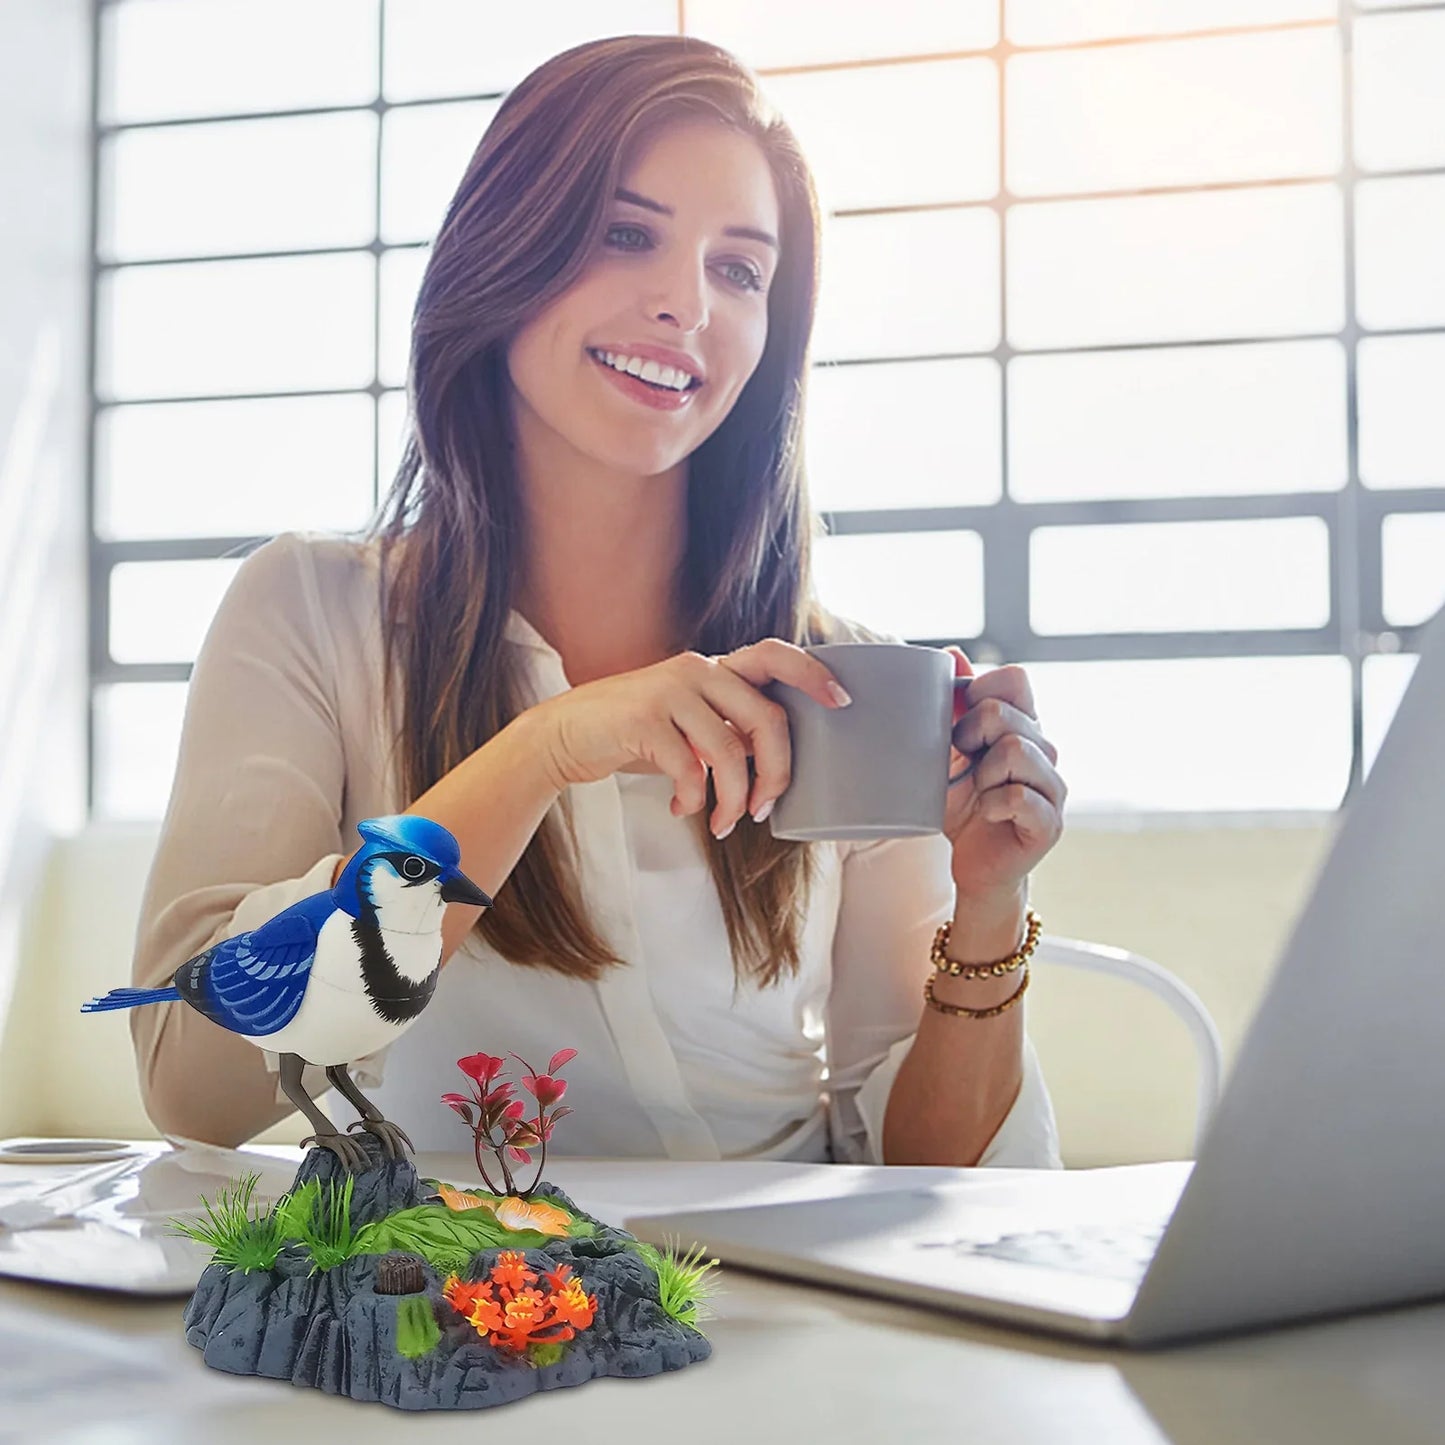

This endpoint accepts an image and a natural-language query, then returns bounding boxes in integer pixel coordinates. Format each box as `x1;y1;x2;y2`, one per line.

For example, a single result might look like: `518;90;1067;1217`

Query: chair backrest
1031;933;1224;1160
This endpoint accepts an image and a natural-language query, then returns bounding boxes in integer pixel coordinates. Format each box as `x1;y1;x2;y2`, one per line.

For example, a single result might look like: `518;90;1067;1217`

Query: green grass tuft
271;1178;321;1241
283;1174;360;1273
171;1171;596;1280
629;1235;721;1333
395;1295;442;1359
166;1170;291;1274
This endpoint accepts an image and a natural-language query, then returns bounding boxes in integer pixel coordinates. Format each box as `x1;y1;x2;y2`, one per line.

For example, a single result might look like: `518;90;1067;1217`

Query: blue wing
172;892;339;1038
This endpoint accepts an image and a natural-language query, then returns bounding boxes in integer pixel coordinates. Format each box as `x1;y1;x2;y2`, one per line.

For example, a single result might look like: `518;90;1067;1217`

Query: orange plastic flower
435;1182;490;1212
468;1293;506;1336
442;1253;599;1357
501;1288;546;1330
490;1250;536;1293
551;1274;597;1330
432;1184;573;1238
490;1195;572;1237
441;1272;491;1319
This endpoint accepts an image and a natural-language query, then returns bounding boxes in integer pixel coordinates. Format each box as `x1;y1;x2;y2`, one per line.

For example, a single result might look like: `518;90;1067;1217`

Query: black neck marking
350;917;438;1024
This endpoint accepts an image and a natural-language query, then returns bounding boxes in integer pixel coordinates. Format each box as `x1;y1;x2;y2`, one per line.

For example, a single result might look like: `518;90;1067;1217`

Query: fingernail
751;798;775;824
713;819;736;840
826;681;853;708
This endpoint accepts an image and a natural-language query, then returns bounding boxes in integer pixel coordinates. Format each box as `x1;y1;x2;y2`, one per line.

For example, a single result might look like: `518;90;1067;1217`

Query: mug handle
951;674;971;725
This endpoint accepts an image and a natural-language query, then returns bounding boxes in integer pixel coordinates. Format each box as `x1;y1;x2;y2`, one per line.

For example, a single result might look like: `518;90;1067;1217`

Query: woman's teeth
588;349;697;392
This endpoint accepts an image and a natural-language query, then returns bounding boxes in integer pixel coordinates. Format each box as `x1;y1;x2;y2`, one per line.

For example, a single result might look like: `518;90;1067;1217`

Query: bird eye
401;855;427;879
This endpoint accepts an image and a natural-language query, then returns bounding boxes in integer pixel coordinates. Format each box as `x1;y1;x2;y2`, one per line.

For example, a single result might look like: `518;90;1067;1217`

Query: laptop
626;602;1445;1347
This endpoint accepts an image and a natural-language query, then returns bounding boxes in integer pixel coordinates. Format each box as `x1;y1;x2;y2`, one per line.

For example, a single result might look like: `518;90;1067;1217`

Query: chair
1033;933;1224;1156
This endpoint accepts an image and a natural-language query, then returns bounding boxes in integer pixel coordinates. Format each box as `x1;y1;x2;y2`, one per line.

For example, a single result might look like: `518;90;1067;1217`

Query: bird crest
332;814;463;920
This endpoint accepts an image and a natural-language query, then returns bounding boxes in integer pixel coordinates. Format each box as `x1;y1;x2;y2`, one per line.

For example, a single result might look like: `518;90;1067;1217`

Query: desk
2;1148;1443;1445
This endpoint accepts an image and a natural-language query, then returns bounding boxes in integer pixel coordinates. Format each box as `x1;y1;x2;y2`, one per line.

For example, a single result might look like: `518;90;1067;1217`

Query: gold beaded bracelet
929;908;1042;980
925;968;1030;1019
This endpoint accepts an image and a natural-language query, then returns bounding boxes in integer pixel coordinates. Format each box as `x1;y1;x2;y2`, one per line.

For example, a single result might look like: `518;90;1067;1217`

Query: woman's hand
943;647;1067;903
529;643;852;838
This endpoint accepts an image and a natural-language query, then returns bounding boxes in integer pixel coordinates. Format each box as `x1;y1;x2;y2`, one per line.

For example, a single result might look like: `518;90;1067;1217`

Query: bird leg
279;1052;368;1172
325;1063;414;1161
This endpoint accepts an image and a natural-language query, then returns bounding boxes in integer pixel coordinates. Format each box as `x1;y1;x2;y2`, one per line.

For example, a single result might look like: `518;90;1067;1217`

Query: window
91;1;1445;818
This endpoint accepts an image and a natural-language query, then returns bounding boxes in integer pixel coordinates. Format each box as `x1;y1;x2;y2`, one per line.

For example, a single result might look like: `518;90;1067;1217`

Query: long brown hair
366;34;829;988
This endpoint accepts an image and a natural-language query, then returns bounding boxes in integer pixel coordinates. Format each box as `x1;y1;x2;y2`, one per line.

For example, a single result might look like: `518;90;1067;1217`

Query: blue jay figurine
82;815;492;1171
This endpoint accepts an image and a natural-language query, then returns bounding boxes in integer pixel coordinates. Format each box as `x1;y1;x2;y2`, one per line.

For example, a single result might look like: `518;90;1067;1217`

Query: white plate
0;1139;146;1166
0;1218;212;1295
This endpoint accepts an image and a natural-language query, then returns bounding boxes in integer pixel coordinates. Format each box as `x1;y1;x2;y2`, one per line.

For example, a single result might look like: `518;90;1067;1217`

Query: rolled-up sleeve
130;532;386;1116
823;831;1062;1169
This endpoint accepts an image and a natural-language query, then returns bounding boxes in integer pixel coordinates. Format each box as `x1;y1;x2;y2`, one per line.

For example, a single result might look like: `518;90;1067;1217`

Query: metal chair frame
1034;934;1225;1155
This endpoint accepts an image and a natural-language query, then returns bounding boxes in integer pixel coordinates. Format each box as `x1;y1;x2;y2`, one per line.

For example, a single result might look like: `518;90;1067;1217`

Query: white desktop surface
2;1146;1443;1445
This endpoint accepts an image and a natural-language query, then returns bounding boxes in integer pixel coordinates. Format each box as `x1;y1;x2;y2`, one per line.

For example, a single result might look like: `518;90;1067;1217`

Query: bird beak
439;869;493;908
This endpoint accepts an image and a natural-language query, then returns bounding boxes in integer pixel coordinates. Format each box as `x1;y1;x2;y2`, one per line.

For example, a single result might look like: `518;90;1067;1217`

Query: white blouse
130;532;1061;1168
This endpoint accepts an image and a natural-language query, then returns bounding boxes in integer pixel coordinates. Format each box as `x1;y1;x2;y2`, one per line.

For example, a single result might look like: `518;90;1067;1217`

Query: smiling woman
381;36;831;982
129;34;1062;1173
509;119;779;486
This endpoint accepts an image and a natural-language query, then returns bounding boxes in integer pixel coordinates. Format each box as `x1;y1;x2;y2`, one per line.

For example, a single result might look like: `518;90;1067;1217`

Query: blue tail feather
80;985;181;1014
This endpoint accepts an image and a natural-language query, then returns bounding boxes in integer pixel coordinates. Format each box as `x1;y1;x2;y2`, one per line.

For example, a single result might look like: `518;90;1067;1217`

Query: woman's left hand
942;647;1067;902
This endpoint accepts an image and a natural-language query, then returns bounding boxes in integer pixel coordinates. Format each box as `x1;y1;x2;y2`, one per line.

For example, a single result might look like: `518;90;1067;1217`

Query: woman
130;35;1067;1168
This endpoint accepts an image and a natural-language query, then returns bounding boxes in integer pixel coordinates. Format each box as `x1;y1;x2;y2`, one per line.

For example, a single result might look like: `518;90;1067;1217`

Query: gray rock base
181;1136;711;1410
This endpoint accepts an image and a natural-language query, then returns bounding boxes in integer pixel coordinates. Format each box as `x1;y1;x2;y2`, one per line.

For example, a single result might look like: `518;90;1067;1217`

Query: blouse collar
503;608;559;657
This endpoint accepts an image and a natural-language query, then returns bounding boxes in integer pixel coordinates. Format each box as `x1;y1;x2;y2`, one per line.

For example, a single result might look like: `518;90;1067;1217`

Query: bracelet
925;967;1030;1019
930;908;1041;980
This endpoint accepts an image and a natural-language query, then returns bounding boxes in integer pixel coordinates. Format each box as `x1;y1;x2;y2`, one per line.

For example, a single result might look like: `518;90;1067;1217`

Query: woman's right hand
528;643;854;839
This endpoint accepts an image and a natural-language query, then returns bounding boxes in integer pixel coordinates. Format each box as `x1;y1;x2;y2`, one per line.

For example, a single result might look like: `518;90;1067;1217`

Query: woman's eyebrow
614;187;778;251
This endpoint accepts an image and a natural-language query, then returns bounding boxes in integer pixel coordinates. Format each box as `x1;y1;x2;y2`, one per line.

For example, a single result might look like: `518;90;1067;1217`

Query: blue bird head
331;815;493;923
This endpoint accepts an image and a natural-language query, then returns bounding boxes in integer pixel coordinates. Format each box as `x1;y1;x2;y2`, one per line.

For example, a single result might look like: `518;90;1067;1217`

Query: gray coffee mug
763;642;966;842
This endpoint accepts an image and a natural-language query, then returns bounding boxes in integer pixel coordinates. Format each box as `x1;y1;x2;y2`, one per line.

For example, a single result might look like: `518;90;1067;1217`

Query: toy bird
83;815;492;1171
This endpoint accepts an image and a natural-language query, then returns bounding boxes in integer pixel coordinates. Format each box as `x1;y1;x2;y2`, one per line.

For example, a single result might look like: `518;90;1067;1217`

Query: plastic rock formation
171;1048;719;1411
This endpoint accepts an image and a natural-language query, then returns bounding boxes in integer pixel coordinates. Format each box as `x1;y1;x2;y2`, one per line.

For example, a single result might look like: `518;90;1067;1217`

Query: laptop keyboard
917;1220;1166;1284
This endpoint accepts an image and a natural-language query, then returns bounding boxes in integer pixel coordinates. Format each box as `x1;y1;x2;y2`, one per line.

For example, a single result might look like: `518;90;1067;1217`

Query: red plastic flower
521;1073;567;1107
458;1053;506;1087
443;1047;578;1199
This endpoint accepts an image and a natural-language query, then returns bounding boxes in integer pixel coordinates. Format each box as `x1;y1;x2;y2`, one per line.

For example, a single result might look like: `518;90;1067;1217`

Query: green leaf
358;1204;552;1273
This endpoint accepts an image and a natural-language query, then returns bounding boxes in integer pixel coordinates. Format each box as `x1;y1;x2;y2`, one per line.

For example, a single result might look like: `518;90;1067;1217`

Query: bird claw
299;1130;370;1172
346;1116;415;1160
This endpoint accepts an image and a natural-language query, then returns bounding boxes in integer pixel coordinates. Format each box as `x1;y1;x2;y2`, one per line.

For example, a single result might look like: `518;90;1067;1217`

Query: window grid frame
85;0;1445;813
